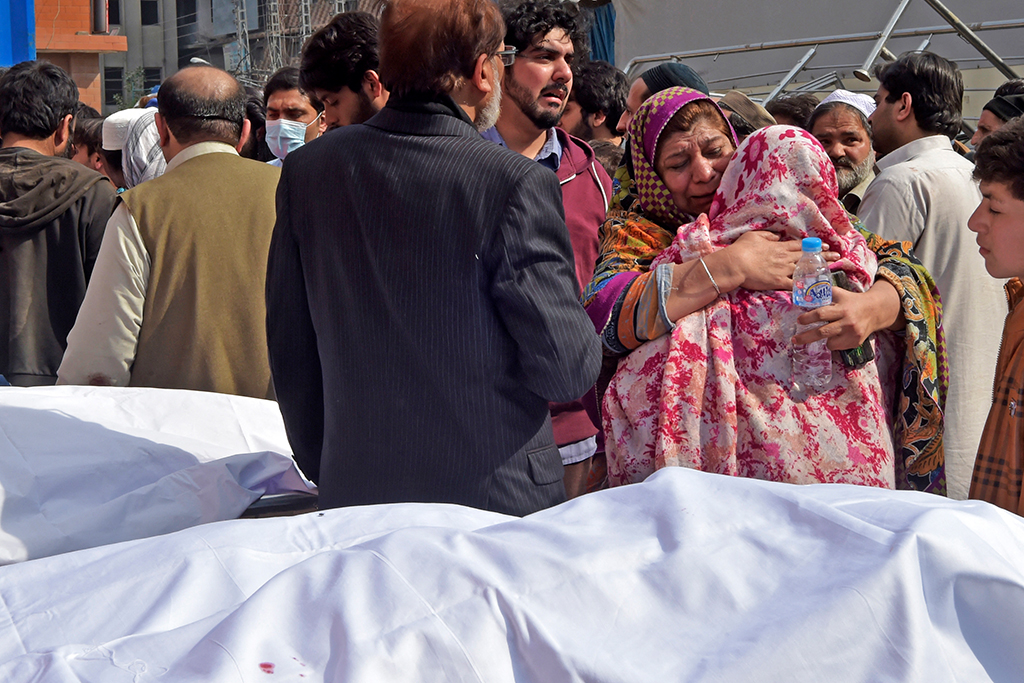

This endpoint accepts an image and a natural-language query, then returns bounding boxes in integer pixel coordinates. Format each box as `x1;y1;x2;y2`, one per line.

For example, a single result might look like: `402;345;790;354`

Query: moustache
832;157;855;170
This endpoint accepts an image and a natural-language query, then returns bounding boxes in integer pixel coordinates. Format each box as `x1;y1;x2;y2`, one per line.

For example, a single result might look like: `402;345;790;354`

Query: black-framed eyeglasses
495;47;518;67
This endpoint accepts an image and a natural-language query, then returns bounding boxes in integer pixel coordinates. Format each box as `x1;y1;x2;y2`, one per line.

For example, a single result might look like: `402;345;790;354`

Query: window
108;0;120;25
140;0;159;25
104;67;123;106
143;67;162;91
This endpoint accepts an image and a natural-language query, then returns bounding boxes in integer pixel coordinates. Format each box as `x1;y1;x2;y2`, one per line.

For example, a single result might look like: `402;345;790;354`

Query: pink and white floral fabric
604;125;895;488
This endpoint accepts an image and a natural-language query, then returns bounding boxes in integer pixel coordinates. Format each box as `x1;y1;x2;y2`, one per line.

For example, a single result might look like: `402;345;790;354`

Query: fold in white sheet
0;386;310;564
1;468;1023;682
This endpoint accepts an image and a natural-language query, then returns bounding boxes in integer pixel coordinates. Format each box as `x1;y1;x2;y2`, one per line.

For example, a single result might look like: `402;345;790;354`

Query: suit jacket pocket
527;445;563;485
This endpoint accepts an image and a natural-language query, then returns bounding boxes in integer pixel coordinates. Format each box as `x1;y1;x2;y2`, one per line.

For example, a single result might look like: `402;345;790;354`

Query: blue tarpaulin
0;0;35;65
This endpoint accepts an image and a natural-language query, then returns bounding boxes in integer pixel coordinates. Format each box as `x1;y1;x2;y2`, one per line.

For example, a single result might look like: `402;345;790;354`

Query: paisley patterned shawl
858;225;948;494
604;125;894;489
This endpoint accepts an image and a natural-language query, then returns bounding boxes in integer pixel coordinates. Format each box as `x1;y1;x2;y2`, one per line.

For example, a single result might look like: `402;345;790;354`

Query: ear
895;91;914;123
316;111;328;136
590;111;606;130
89;151;104;171
53;114;74;153
362;70;384;101
235;118;252;154
155;112;172;148
469;52;494;95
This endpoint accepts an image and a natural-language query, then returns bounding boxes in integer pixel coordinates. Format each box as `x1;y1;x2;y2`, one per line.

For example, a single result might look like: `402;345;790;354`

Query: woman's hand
727;232;839;292
794;280;903;350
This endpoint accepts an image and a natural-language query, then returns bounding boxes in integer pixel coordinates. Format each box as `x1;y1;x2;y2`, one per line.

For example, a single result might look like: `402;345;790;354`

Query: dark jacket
549;128;612;447
267;94;602;516
0;148;117;385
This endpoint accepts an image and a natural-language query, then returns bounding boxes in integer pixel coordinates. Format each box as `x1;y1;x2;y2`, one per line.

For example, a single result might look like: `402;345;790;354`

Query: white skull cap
102;108;150;151
817;90;876;119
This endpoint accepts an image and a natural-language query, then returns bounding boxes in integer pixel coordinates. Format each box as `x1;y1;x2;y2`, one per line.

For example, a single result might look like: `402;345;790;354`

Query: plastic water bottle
792;237;833;393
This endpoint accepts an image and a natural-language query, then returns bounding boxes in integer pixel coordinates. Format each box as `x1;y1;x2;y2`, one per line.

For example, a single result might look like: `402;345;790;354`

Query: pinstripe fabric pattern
266;97;602;516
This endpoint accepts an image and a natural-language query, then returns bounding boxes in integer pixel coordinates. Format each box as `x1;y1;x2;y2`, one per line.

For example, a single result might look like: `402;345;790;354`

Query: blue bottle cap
801;237;822;252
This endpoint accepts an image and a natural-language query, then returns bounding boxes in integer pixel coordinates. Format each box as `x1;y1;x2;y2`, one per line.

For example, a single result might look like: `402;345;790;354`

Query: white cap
102;108;150;151
817;90;876;119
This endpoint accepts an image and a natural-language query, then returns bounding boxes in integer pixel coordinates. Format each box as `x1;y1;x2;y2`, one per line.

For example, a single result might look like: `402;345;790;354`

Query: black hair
300;11;380;94
973;116;1024;201
0;60;79;139
264;66;324;112
806;101;873;141
994;79;1024;98
500;0;590;60
571;60;628;137
157;67;246;145
72;116;104;156
873;51;963;139
765;92;819;129
240;95;275;162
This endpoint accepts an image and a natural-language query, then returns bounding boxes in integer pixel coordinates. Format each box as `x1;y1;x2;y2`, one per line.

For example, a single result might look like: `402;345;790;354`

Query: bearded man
807;90;877;216
481;0;612;499
266;0;600;516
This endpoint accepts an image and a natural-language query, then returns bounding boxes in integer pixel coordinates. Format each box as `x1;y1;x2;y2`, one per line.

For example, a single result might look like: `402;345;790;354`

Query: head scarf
639;63;710;96
122;109;167;189
651;125;873;291
627;86;737;227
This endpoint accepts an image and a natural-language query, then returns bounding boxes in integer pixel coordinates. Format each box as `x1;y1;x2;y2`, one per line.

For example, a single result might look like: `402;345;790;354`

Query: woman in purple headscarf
582;86;946;493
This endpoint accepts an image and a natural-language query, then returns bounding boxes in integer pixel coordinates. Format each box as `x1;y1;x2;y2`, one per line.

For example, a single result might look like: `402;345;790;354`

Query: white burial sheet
1;468;1023;682
0;386;310;564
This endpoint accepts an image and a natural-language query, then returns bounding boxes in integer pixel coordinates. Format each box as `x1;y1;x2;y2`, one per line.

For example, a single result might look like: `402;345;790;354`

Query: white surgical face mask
265;112;321;161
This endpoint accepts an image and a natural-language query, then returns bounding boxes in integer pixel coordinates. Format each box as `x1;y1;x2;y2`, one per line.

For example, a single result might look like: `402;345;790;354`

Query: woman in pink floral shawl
601;99;895;487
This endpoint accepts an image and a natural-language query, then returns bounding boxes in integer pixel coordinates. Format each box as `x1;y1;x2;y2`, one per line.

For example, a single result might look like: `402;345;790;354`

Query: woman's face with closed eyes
654;116;735;217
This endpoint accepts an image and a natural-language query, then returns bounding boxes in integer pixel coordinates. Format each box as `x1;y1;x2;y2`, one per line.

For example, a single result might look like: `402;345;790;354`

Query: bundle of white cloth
0;385;310;564
1;466;1022;682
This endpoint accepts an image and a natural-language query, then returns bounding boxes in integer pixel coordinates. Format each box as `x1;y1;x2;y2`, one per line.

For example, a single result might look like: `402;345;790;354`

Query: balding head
157;66;247;146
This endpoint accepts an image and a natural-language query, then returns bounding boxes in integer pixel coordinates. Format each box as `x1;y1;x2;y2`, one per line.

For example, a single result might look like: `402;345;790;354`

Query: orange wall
34;0;127;110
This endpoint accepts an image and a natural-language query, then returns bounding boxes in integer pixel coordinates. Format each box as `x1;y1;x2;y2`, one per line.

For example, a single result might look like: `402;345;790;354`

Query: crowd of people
2;0;1024;519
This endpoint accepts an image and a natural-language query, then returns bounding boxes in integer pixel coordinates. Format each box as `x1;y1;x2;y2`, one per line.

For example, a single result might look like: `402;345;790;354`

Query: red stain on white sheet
259;662;275;674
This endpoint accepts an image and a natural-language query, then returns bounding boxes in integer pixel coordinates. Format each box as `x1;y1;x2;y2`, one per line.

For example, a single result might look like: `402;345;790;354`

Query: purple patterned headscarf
627;86;737;227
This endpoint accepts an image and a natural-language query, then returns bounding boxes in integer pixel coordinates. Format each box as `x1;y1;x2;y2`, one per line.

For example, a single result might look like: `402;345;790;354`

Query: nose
970;129;983;147
967;203;984;233
617;110;631;135
691;153;715;183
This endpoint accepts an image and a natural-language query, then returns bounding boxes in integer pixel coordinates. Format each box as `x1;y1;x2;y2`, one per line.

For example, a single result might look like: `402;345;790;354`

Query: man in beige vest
58;66;280;399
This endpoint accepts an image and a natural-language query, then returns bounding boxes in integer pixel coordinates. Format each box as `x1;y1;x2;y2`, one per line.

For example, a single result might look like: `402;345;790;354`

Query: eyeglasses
495;46;518;67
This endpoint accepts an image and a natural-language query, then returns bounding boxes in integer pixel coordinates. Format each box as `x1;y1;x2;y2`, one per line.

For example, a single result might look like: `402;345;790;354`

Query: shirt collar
480;127;563;172
875;135;954;173
165;141;239;174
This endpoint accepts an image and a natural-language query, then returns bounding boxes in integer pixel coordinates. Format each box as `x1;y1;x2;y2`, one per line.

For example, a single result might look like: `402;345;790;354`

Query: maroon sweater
549;128;612;447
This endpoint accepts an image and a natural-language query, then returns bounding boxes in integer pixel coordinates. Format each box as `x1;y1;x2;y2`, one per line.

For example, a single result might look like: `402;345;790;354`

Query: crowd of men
2;0;1024;516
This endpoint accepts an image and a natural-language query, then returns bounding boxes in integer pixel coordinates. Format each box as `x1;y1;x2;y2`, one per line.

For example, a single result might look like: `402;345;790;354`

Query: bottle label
794;277;832;308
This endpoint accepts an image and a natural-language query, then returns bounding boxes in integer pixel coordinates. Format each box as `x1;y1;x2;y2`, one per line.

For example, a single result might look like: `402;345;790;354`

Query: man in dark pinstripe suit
266;0;601;516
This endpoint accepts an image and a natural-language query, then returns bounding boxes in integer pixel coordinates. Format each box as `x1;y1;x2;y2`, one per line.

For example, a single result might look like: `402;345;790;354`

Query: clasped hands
729;231;902;351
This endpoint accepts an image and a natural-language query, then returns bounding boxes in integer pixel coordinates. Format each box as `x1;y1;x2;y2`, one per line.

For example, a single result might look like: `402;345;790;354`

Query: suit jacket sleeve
488;165;602;403
266;168;324;484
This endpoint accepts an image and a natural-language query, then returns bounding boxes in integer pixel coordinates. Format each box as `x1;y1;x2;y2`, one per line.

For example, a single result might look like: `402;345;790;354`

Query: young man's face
266;88;325;143
868;86;900;156
503;28;574;130
969;179;1024;278
313;86;377;131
